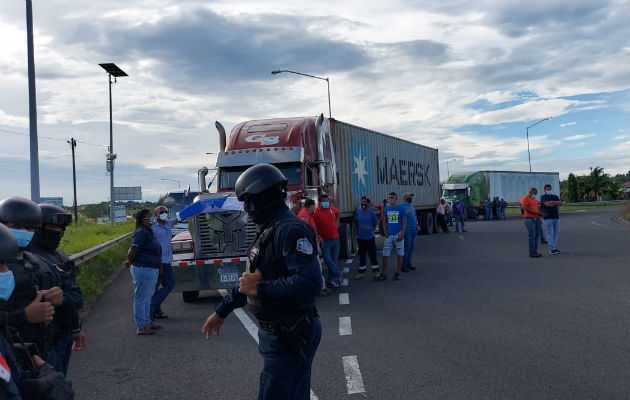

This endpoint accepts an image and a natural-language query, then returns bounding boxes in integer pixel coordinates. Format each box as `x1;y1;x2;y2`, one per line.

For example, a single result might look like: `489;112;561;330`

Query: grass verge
60;220;134;255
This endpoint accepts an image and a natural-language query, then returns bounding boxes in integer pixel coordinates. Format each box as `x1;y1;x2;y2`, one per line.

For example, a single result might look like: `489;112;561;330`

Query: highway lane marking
589;216;629;231
218;289;320;400
339;316;352;335
341;278;349;286
342;355;366;394
343;266;350;273
345;259;353;264
339;293;349;305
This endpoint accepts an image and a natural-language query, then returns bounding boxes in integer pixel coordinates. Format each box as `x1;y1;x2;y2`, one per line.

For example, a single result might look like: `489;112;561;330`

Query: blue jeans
322;238;340;284
524;218;540;254
46;334;73;376
545;219;560;250
485;207;493;220
403;229;417;267
130;265;159;329
258;317;321;400
538;219;546;242
151;263;176;314
455;214;465;231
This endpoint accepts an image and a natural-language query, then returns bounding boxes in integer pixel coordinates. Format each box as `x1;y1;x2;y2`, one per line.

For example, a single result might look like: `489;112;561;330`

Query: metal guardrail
69;232;133;266
504;200;627;209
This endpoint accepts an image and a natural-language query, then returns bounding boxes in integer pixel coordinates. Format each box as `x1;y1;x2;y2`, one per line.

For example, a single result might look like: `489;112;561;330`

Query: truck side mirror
467;187;471;196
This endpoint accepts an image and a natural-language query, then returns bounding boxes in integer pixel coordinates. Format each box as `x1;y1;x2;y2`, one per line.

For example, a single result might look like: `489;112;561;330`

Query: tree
586;166;609;201
566;173;579;202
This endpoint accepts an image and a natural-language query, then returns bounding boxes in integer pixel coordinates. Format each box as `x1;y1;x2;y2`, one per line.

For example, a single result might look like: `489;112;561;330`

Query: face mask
406;198;412;204
35;228;64;251
389;199;396;206
321;201;330;209
0;271;15;301
361;204;367;209
9;228;34;249
545;190;553;195
531;194;537;199
159;212;169;221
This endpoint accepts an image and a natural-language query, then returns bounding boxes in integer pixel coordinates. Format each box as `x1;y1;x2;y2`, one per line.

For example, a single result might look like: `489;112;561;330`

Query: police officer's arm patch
296;237;313;255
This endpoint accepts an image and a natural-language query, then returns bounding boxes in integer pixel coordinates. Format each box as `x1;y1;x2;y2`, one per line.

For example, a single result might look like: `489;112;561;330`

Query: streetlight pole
161;178;181;188
525;117;552;172
25;0;40;202
446;158;457;179
271;69;331;119
99;63;127;224
68;138;78;226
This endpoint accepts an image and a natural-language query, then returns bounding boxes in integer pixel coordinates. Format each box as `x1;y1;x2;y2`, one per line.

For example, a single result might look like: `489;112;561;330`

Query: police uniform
215;208;322;400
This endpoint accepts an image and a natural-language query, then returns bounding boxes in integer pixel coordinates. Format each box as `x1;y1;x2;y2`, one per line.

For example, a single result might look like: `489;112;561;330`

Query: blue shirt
354;207;378;240
401;203;417;232
384;204;406;236
152;219;177;263
131;226;162;267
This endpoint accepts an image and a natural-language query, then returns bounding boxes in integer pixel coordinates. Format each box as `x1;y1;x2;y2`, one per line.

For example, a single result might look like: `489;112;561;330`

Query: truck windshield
219;163;302;190
443;189;467;196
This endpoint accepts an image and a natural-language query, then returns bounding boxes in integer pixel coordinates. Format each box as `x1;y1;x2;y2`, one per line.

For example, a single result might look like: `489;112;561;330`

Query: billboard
114;205;127;223
113;186;142;201
40;197;64;208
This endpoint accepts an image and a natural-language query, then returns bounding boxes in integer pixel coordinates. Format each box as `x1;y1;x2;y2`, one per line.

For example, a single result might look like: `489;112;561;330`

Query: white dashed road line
341;278;349;286
217;289;320;400
339;316;352;335
339;293;349;305
342;355;366;394
345;259;353;264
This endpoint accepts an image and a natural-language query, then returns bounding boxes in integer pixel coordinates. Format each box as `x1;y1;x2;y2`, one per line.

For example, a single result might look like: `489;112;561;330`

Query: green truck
442;170;560;219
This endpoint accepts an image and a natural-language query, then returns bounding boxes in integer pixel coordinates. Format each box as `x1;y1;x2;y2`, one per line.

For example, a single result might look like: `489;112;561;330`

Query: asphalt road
68;207;629;399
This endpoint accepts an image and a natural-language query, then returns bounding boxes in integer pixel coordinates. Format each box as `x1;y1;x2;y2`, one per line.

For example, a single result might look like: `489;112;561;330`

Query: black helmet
40;203;72;227
0;196;42;229
235;163;288;201
0;223;18;263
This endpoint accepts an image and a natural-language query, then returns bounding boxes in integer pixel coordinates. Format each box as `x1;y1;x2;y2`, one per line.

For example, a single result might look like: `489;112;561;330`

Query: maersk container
330;119;440;226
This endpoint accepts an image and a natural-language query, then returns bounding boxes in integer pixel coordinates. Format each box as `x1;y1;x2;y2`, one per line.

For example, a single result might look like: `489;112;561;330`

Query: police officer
201;163;322;400
0;197;62;363
28;204;84;376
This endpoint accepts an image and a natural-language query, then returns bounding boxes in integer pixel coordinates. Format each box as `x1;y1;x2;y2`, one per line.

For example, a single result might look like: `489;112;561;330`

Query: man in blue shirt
375;192;406;281
353;196;379;279
401;193;418;272
540;184;564;255
150;205;178;320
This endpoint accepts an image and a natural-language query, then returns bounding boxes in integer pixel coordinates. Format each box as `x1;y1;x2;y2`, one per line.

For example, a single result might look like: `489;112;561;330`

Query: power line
0;128;107;148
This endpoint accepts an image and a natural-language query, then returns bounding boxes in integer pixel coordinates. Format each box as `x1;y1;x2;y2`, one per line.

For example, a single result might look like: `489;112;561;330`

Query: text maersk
376;156;432;186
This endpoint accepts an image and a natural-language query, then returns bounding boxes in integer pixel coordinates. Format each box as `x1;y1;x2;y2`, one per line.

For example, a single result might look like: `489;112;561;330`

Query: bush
60;220;134;255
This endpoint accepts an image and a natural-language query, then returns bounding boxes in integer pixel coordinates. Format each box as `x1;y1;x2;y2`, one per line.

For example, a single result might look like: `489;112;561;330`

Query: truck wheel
338;223;352;260
182;291;199;303
420;213;434;235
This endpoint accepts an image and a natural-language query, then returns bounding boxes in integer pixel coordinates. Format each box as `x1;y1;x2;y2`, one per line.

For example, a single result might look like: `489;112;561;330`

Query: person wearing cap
540;184;564;255
28;204;84;376
453;196;467;232
150;205;178;320
354;196;379;279
313;194;342;288
401;193;418;272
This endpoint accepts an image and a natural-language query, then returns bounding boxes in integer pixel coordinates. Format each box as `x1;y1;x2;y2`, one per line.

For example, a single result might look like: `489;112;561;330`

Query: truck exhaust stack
198;166;209;192
215;121;227;152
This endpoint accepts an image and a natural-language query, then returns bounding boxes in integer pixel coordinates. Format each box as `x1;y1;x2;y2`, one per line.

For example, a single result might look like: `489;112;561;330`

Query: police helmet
0;196;42;229
235;163;288;201
0;223;18;263
40;203;72;227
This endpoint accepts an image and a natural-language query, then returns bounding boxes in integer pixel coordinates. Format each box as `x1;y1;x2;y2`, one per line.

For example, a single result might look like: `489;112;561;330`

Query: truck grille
195;211;257;258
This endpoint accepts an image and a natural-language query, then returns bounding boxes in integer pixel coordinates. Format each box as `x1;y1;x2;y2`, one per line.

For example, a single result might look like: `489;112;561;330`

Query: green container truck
442;170;560;219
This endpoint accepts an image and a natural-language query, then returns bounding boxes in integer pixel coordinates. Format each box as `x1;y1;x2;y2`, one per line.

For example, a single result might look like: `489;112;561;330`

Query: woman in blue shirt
125;209;162;335
354;197;379;279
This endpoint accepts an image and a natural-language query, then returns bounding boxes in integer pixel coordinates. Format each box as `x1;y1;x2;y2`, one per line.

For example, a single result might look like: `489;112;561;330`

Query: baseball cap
403;193;414;199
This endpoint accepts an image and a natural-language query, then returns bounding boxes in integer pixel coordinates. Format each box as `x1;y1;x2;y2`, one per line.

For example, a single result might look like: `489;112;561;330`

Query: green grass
75;238;131;308
60;219;134;254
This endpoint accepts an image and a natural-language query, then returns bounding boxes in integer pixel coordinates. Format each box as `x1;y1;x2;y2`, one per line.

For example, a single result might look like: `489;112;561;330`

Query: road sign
113;186;142;201
40;197;64;208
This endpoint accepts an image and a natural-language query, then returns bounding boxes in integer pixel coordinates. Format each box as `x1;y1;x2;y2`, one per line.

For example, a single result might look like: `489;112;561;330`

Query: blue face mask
546;190;553;195
0;270;15;301
531;194;537;199
321;201;330;209
9;228;34;248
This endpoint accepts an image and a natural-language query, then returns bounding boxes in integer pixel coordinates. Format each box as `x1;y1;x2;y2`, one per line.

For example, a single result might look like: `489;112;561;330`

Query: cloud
613;135;627;140
563;134;596;141
568;142;586;148
559;122;576;127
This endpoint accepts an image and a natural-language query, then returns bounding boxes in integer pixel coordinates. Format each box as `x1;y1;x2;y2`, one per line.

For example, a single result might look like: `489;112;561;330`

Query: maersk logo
376;156;431;187
353;151;368;188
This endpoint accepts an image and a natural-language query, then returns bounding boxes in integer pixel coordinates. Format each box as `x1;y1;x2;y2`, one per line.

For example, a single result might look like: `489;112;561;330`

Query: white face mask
159;212;169;221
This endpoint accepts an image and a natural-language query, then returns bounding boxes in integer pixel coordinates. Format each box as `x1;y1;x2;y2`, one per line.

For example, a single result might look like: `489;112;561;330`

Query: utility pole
26;0;40;202
68;138;78;226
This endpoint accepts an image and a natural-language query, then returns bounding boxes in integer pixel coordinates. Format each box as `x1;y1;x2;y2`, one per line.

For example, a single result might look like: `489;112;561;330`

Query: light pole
446;158;457;179
98;63;128;224
161;178;181;188
26;0;40;202
68;138;78;226
525;117;552;172
271;69;331;119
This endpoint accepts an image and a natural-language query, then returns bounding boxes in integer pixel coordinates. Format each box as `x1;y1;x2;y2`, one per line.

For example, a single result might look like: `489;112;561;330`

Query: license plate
219;271;239;283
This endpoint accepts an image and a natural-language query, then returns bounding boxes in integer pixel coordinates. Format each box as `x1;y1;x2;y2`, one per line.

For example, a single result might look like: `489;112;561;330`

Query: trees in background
560;167;626;202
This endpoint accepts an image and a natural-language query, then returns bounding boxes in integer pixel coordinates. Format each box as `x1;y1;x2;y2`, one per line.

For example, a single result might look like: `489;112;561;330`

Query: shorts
382;235;404;257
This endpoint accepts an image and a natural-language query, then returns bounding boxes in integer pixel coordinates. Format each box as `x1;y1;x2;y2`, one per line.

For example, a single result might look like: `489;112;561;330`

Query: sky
1;0;628;205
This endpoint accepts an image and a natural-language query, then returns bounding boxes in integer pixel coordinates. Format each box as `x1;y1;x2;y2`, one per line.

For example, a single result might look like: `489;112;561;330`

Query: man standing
453;196;467;232
354;196;379;279
313;194;341;288
298;199;330;296
436;199;450;233
376;192;406;281
28;204;85;376
444;201;453;226
401;193;417;272
499;198;507;220
201;163;322;400
540;184;564;255
150;205;177;320
521;188;544;257
484;198;493;221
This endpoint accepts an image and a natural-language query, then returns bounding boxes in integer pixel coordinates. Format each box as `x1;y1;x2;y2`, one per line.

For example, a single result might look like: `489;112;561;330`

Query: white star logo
353;152;368;187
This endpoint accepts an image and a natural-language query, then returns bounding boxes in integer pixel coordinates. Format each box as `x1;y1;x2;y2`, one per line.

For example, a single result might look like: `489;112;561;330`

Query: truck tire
182;291;199;303
338;223;353;260
420;212;434;235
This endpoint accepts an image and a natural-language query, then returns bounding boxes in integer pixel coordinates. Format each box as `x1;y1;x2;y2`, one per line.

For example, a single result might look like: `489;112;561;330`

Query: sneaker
407;265;417;271
319;288;331;296
354;272;366;280
374;274;387;281
462;229;467;232
326;281;340;288
147;322;163;330
393;273;401;281
401;266;411;273
549;249;560;255
529;252;542;258
152;311;169;320
136;327;156;335
540;240;548;244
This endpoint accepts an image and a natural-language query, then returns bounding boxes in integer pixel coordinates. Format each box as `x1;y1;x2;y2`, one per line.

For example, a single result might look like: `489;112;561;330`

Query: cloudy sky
1;0;628;205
